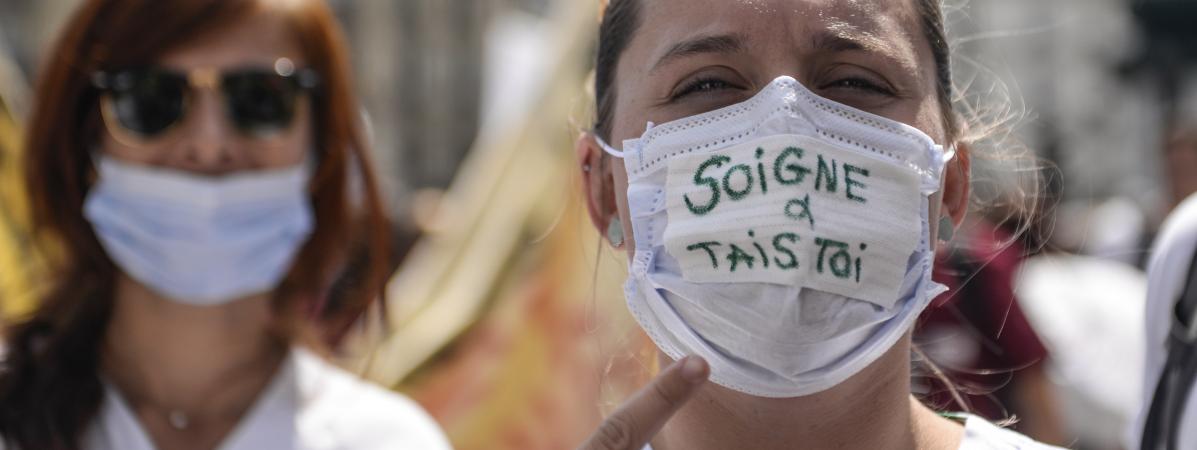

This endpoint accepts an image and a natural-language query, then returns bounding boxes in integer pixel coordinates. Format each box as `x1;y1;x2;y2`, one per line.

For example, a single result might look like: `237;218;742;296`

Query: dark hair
593;0;959;141
593;0;642;141
0;0;391;448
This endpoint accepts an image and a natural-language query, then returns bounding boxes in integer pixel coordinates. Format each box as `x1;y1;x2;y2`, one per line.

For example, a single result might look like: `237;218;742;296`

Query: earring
606;218;625;248
583;163;592;173
937;216;955;242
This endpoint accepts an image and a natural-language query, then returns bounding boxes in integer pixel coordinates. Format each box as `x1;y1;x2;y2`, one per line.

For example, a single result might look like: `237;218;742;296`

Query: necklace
106;350;285;433
168;409;190;430
102;341;288;434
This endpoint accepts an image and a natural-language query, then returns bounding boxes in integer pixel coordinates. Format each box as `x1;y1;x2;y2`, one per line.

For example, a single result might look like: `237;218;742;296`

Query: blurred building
959;0;1195;253
336;0;486;220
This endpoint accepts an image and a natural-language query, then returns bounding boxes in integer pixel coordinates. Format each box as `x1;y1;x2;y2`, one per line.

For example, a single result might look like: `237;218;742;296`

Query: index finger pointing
579;355;710;450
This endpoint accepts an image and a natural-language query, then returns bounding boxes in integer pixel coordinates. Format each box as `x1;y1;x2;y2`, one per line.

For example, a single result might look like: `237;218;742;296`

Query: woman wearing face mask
576;1;1065;449
0;1;450;449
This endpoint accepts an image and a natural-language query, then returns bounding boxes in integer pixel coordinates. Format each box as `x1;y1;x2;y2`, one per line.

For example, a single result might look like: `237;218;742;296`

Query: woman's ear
942;141;971;227
576;132;619;243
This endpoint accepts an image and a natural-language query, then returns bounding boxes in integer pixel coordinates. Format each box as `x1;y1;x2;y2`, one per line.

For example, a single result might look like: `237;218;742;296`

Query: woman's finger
578;355;709;450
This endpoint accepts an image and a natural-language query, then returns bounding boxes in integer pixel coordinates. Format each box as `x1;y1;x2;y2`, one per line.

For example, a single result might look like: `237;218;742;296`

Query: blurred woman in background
0;0;450;449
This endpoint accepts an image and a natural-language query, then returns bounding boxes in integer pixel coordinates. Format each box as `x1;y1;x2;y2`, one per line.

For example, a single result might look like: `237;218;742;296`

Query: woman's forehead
633;0;922;70
155;9;306;71
638;0;919;35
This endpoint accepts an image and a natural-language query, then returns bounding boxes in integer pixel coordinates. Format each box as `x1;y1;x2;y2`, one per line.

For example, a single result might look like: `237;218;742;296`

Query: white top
1131;193;1197;449
81;347;452;450
643;415;1064;450
956;416;1066;449
1014;254;1145;446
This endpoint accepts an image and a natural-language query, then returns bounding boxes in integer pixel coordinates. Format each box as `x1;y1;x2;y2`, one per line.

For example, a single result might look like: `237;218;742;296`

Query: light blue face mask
84;155;315;306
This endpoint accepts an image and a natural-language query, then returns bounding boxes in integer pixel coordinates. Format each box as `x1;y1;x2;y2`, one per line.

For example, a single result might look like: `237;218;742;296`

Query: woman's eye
822;77;894;96
671;77;735;100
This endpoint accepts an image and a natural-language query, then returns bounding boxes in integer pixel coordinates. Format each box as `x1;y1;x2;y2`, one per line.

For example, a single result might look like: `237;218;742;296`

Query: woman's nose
173;88;240;174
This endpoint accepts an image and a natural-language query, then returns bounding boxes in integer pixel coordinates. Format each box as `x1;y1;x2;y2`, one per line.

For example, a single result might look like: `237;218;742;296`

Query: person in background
1134;120;1197;449
575;0;1063;448
914;217;1067;445
0;0;450;449
1162;123;1197;214
1135;192;1197;449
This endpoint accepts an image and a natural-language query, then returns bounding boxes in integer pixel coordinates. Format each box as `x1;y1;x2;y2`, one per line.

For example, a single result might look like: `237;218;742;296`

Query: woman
576;0;1064;448
0;1;450;449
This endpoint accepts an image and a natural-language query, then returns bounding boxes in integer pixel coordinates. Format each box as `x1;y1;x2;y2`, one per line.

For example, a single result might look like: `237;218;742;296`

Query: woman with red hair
0;1;449;449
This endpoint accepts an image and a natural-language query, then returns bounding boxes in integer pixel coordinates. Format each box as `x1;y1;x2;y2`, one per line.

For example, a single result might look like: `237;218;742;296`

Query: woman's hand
578;355;709;450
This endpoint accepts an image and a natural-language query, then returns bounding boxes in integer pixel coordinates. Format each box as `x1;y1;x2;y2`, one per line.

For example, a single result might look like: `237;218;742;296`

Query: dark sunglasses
91;58;319;141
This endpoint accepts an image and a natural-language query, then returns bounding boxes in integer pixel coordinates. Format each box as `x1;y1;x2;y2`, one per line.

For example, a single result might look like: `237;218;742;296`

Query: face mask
84;155;315;306
596;76;952;398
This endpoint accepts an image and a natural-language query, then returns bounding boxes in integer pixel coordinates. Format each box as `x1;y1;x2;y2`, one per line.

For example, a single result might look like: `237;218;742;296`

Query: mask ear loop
594;134;626;159
592;122;655;159
934;144;958;242
939;144;957;165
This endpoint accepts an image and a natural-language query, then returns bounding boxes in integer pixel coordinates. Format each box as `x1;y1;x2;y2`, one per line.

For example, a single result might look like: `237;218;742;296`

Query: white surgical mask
84;155;315;306
597;76;953;397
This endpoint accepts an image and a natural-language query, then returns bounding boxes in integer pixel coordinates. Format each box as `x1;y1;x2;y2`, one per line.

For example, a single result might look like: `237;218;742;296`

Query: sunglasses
91;58;319;142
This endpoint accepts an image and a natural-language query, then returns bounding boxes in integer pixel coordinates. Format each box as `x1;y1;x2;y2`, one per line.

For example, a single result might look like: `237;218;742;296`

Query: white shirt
1131;193;1197;449
643;415;1064;450
82;347;452;450
956;416;1067;450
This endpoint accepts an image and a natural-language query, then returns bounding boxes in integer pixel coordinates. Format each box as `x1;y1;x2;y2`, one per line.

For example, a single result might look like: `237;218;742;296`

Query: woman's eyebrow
651;33;747;74
813;30;889;57
811;29;918;74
